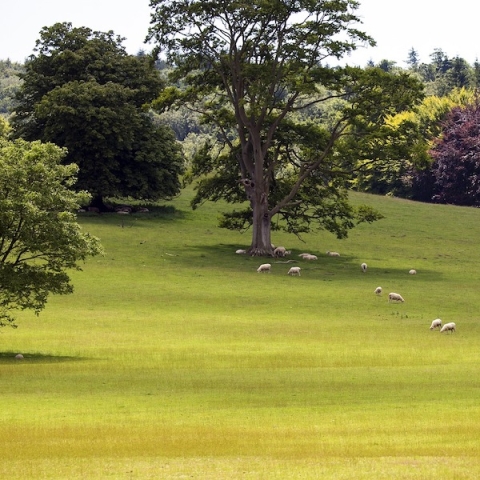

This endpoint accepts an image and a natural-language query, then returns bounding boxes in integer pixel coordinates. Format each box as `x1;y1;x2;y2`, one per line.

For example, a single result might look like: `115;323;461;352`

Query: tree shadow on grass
182;243;444;280
0;351;86;363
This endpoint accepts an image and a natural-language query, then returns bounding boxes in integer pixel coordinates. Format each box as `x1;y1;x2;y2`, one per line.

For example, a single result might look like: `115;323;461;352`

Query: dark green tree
148;0;424;255
406;48;420;70
376;59;398;73
11;22;184;208
447;56;474;89
473;59;480;87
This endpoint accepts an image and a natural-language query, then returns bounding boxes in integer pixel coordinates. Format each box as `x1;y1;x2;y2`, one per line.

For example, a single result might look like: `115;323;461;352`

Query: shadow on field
182;243;443;280
0;352;86;363
78;205;187;226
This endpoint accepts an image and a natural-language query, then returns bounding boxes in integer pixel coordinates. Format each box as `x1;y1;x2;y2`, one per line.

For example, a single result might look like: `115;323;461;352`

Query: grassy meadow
1;187;480;478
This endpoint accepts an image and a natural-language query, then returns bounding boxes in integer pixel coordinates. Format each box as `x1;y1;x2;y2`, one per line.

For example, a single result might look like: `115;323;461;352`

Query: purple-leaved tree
430;100;480;206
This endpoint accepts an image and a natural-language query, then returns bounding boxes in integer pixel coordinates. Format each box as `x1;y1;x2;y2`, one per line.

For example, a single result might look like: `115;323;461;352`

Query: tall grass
1;188;480;478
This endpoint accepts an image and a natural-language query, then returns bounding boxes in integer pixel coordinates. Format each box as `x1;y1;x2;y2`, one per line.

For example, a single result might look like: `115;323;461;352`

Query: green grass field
1;188;480;479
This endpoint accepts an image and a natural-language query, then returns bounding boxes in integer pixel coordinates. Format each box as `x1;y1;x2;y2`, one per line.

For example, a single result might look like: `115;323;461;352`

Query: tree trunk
90;195;108;212
248;191;273;257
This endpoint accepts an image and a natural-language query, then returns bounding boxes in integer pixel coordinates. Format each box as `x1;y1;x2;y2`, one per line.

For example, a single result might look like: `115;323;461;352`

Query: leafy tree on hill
0;137;103;327
429;100;480;206
11;22;184;209
148;0;424;256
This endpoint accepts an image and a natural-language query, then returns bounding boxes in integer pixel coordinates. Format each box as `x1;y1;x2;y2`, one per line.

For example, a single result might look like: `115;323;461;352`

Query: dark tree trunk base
89;195;111;212
248;247;274;257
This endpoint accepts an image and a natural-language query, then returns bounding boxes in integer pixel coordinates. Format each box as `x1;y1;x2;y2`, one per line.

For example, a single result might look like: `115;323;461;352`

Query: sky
1;0;480;67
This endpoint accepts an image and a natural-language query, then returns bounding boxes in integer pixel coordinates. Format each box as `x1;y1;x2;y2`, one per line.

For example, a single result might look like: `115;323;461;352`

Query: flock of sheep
237;245;457;335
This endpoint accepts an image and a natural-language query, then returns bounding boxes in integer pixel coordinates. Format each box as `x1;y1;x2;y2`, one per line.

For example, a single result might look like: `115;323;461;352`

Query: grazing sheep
274;246;291;257
257;263;272;273
361;262;368;273
409;269;417;275
440;322;456;333
388;292;405;303
326;251;340;257
302;254;318;261
430;318;442;330
374;286;382;295
236;249;247;254
287;266;301;276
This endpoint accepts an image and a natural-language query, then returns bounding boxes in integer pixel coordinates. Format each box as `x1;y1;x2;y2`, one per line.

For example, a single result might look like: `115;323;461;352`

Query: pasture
1;189;480;479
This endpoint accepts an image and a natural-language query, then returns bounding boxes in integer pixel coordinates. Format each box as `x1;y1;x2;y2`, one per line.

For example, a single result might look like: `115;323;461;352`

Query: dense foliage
427;101;480;206
11;22;184;207
352;88;475;199
0;60;23;117
2;18;480;214
0;137;103;327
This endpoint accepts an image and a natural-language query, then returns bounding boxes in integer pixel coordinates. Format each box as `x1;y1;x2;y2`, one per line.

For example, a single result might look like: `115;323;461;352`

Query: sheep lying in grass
440;322;456;333
257;263;271;273
388;292;405;303
326;251;340;257
409;269;417;275
302;254;318;261
374;286;382;295
236;249;247;254
299;253;312;258
287;266;301;276
361;262;368;273
429;318;442;330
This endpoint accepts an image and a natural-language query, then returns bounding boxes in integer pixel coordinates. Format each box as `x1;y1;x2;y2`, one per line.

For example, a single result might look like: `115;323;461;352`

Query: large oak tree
148;0;424;256
12;22;184;208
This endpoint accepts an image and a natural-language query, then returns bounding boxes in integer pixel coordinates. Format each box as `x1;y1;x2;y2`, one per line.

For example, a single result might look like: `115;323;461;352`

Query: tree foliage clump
428;101;480;206
0;59;23;116
351;88;475;199
0;138;103;327
148;0;424;255
11;22;184;208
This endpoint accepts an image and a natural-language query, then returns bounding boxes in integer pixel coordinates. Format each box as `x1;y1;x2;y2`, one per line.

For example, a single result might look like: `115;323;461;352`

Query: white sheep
302;254;318;261
361;262;368;273
409;269;417;275
429;318;442;330
440;322;456;333
326;251;340;257
374;286;382;295
388;292;405;303
236;249;247;254
298;253;312;258
257;263;272;273
287;266;301;276
274;246;291;257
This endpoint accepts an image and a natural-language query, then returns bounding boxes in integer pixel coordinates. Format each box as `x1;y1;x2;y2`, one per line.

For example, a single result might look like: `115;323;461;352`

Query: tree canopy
148;0;424;255
0;137;103;327
11;22;184;207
